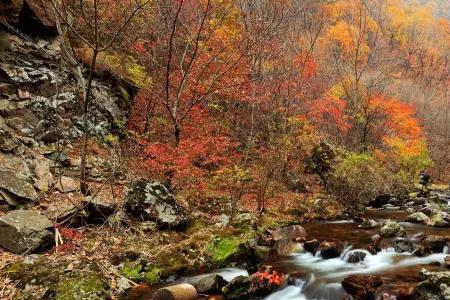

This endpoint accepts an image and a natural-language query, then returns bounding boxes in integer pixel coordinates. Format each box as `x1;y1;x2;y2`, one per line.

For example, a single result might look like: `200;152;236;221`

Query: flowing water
128;208;450;300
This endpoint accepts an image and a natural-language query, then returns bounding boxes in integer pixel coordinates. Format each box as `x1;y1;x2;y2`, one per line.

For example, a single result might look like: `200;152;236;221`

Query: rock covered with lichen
124;179;187;229
0;210;54;254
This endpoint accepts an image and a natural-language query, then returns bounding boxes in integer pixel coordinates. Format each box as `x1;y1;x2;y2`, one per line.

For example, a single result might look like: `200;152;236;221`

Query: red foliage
309;96;350;136
53;225;83;254
128;90;152;133
144;105;239;192
253;270;284;286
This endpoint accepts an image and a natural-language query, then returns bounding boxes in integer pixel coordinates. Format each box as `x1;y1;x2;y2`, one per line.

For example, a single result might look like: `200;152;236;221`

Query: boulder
346;250;367;263
0;167;38;203
342;275;383;300
407;212;430;224
124;179;187;229
33;156;53;192
270;225;306;241
380;220;404;238
43;203;82;225
0;210;54;254
223;269;284;300
369;194;390;208
195;274;227;294
303;239;320;254
414;236;448;256
445;256;450;269
426;214;449;228
82;197;117;224
371;234;382;252
358;219;379;229
223;275;251;300
0;128;20;152
273;238;302;256
54;176;79;193
410;269;450;300
317;241;343;259
393;239;416;253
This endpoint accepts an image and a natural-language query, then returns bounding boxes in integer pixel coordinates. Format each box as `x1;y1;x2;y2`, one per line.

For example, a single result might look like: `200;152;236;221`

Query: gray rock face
124;179;187;229
0;167;38;203
0;30;130;145
0;128;20;151
0;210;54;254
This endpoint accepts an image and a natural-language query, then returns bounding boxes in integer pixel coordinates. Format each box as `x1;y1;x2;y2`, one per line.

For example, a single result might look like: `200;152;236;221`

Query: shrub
327;153;390;211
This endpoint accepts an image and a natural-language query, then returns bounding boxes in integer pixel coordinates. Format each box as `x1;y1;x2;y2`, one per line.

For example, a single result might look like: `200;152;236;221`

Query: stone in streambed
414;236;448;256
393;238;416;253
316;241;343;259
342;275;383;300
410;269;450;300
407;212;429;224
368;194;391;208
223;269;283;300
380;220;404;238
303;239;320;254
195;274;227;294
0;210;54;254
273;238;302;255
426;214;449;228
346;250;367;263
445;256;450;269
270;225;306;241
358;219;379;229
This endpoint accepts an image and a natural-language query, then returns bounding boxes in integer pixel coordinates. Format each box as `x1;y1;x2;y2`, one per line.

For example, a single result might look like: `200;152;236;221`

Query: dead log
153;283;198;300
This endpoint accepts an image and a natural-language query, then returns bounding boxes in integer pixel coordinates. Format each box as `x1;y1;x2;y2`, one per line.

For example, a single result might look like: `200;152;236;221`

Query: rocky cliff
0;1;134;208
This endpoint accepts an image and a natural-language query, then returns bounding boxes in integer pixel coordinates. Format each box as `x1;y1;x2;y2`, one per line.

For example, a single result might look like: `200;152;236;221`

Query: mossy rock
207;237;240;264
54;273;110;300
142;268;163;284
185;217;208;235
3;257;110;300
205;236;259;268
120;260;143;281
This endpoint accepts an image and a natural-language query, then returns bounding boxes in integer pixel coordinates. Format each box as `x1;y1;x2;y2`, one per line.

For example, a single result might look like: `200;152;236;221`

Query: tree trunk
174;123;181;147
80;49;98;195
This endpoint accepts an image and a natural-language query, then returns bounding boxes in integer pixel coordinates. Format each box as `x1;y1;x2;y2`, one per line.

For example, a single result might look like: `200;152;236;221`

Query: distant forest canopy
53;0;449;207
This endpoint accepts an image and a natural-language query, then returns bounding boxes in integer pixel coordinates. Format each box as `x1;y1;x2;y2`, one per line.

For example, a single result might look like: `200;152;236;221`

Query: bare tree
50;0;149;194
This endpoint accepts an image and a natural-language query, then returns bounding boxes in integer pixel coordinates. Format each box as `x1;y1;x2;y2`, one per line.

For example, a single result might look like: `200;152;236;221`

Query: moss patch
207;237;240;264
120;260;143;281
142;268;163;284
55;273;109;300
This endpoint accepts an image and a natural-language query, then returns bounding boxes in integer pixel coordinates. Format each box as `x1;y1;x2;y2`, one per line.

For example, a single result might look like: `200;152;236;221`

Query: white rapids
264;246;448;300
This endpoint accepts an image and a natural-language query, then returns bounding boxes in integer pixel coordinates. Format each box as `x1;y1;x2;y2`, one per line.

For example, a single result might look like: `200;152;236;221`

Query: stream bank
126;188;450;300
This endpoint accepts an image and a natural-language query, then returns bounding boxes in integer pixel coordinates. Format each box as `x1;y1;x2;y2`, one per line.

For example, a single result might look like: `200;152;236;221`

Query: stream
128;208;450;300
